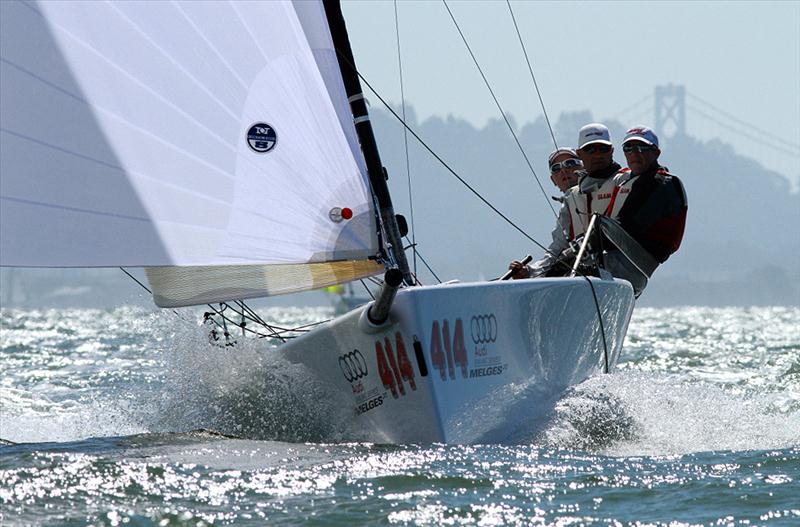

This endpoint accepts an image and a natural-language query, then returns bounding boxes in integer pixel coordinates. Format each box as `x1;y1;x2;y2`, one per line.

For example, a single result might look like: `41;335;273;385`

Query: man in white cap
508;147;585;278
564;123;625;240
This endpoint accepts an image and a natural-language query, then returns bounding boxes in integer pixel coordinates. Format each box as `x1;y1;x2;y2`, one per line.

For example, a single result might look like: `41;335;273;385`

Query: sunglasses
550;158;583;173
581;144;612;154
623;144;658;153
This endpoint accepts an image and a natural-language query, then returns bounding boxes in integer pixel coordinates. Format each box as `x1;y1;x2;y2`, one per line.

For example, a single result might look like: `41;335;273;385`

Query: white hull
281;277;635;443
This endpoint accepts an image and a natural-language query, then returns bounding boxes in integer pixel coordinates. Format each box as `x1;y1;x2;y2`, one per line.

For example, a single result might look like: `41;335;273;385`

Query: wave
534;371;800;455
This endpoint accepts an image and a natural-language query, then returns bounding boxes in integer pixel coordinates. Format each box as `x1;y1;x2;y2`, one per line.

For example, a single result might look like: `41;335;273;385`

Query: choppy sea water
1;306;798;526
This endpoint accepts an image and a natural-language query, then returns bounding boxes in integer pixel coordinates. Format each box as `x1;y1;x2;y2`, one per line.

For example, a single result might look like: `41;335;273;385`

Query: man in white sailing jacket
507;147;585;278
508;123;624;279
563;123;625;240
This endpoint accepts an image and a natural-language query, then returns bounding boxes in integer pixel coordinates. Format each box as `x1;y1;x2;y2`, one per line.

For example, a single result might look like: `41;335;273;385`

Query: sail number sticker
375;332;417;399
429;319;469;381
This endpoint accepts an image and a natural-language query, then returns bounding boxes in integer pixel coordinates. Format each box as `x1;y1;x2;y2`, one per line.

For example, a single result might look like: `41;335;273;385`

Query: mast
323;0;414;286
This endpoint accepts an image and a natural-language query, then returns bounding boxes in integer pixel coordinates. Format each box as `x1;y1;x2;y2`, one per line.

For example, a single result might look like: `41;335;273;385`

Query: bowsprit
339;349;367;382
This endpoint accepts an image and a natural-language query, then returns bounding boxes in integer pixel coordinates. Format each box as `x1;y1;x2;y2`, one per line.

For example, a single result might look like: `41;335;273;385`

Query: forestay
0;0;382;305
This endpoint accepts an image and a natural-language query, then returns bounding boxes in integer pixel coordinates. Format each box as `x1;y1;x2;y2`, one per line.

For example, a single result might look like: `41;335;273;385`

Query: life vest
565;168;634;239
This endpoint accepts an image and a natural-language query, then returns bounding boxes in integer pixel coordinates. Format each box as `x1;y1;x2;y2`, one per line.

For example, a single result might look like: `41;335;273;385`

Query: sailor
549;147;583;192
507;147;585;279
509;123;624;279
564;123;625;239
602;126;688;294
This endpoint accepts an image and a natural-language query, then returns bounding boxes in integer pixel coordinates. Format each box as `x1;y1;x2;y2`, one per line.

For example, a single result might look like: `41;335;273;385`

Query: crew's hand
507;260;530;280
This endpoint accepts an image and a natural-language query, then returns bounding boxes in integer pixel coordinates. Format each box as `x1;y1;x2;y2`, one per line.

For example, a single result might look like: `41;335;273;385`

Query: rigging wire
404;238;442;284
359;279;376;300
441;0;557;219
118;267;324;341
345;57;552;256
393;0;418;279
118;267;186;322
505;0;558;150
491;2;612;365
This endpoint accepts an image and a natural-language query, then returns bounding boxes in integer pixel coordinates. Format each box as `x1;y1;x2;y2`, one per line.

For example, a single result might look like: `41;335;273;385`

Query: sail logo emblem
471;314;497;344
339;349;367;382
247;123;277;153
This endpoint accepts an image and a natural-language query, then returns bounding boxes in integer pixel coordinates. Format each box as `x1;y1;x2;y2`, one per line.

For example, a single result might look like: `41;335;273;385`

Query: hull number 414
430;319;468;381
376;332;416;399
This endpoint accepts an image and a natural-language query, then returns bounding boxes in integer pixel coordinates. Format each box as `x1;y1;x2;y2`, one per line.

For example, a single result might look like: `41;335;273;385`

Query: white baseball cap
623;125;660;147
578;123;612;149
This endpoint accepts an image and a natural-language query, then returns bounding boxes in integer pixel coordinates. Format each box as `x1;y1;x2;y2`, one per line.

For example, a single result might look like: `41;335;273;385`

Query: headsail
0;0;382;305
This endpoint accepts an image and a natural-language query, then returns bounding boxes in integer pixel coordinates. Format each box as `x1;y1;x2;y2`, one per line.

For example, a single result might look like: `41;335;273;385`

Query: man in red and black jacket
614;126;687;264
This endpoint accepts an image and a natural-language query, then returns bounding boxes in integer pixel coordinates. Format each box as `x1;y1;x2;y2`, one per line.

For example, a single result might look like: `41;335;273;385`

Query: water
1;306;798;526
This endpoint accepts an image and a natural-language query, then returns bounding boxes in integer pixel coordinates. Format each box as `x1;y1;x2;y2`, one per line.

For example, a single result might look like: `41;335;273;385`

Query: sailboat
0;0;635;443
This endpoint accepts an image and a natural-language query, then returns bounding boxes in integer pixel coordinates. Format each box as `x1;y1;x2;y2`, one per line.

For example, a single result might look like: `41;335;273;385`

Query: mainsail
0;0;383;306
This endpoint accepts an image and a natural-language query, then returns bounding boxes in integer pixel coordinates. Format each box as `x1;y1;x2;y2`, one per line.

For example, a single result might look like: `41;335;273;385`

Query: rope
349;64;552;256
118;267;323;341
442;0;557;219
405;238;442;284
393;0;418;279
506;0;557;150
360;279;376;300
583;275;610;374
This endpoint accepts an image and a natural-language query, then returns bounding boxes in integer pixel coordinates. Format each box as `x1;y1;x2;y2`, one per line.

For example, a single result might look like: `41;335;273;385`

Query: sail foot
145;259;383;308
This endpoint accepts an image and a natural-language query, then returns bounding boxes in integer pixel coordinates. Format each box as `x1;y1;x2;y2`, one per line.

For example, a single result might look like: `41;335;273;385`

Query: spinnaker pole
323;0;414;287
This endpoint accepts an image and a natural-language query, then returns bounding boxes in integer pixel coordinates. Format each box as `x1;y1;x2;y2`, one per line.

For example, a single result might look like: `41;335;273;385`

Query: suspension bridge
611;84;800;165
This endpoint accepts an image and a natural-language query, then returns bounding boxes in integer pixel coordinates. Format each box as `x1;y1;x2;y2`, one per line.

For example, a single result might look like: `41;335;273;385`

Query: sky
341;0;800;184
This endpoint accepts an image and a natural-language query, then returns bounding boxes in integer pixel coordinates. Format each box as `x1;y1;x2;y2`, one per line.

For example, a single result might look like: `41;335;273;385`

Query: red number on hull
429;318;469;381
395;332;416;391
430;320;447;381
383;337;406;396
453;318;468;378
375;341;398;398
375;333;417;397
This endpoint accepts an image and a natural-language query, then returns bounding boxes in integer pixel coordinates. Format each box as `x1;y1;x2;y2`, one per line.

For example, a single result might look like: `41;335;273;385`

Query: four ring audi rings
339;350;368;382
471;314;498;344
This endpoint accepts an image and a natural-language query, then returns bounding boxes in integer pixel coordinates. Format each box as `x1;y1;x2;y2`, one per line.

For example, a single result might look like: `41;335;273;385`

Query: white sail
0;1;379;286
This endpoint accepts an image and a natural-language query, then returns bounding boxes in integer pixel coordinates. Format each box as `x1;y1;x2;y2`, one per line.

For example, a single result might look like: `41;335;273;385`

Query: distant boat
0;0;637;442
324;283;371;316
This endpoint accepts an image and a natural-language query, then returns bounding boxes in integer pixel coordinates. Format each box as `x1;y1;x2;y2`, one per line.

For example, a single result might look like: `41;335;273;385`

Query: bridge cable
610;93;653;121
688;104;800;158
688;92;800;152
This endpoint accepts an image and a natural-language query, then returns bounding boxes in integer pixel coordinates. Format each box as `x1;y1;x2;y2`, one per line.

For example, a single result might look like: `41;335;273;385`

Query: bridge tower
654;84;686;139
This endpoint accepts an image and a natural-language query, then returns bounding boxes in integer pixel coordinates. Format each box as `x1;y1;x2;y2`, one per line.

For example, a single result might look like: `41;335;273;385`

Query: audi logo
471;314;498;344
339;350;368;382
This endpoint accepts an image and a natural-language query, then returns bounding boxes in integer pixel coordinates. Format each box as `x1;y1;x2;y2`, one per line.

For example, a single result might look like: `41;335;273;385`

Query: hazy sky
342;1;800;183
